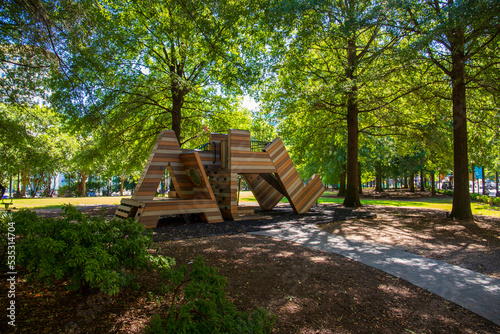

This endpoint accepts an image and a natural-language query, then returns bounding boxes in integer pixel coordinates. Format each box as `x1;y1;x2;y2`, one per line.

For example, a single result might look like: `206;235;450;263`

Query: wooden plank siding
115;128;324;228
210;171;240;220
243;173;284;211
179;152;216;200
230;151;277;173
209;133;227;168
131;130;179;200
264;138;325;214
228;129;251;151
115;130;223;228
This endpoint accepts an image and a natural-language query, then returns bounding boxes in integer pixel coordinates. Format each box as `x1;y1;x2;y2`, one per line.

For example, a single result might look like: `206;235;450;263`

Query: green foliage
148;256;275;334
481;195;492;205
57;184;78;197
0;211;13;271
470;193;494;205
10;205;174;295
0;104;72;194
437;189;454;196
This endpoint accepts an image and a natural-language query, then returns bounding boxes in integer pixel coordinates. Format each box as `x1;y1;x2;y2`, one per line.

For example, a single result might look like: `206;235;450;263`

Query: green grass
241;190;500;218
2;196;127;209
318;196;500;217
3;191;499;218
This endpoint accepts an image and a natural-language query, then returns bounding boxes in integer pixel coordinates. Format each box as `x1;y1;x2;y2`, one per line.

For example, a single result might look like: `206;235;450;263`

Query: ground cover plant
2;206;174;295
0;206;274;333
147;256;274;334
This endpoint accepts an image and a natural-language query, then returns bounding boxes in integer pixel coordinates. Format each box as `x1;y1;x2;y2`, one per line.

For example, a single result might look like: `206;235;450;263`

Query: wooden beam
258;173;287;196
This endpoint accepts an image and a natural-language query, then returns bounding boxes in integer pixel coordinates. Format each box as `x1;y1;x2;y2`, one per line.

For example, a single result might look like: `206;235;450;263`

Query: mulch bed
1;190;499;333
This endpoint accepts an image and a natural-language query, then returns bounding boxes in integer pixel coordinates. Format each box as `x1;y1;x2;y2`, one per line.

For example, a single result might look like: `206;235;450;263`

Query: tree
399;0;500;220
0;104;70;197
260;0;417;208
52;0;261;151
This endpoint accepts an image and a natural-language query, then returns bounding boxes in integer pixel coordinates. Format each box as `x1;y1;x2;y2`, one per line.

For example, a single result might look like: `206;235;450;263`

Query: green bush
0;211;12;271
147;256;275;334
9;205;174;295
493;197;500;205
438;189;454;196
481;195;491;204
470;193;480;200
57;184;79;197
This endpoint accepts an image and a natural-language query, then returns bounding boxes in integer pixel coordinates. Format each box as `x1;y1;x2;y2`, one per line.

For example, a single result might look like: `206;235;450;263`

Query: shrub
439;189;454;196
147;256;275;334
470;193;480;200
493;197;500;206
481;195;491;204
0;211;13;271
10;205;174;295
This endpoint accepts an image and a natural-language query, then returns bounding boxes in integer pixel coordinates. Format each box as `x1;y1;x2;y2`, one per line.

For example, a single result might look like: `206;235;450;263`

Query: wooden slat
237;206;255;215
123;128;323;228
114;210;130;218
243;173;283;211
264;138;325;214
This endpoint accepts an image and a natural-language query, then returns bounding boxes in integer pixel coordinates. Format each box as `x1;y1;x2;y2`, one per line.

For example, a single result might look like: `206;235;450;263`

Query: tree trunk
343;37;361;208
358;162;363;194
448;26;473;220
409;172;415;192
472;164;475;193
420;170;425;191
172;102;182;145
338;163;346;197
404;175;408;188
79;171;87;197
481;166;486;195
16;171;20;195
21;171;28;197
46;174;52;197
171;71;185;145
120;176;125;196
431;172;436;196
375;162;383;192
496;171;499;197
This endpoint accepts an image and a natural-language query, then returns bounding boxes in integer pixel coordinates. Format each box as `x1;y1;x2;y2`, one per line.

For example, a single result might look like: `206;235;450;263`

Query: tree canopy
0;0;499;219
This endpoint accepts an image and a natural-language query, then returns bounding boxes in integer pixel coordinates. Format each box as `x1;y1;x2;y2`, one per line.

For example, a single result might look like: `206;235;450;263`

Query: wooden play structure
115;129;325;228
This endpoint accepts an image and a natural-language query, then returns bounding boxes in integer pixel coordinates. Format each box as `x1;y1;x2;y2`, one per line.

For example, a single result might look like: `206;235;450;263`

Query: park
1;0;500;333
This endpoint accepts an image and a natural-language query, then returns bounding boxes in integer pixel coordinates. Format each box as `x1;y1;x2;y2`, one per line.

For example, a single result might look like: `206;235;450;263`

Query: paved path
250;224;500;326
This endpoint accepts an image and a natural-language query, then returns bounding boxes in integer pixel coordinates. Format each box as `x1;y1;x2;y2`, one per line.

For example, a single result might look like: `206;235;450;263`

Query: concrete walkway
250;224;500;326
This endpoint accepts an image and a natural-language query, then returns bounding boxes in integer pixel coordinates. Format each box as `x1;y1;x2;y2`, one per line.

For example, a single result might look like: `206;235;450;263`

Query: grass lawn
240;190;500;218
3;196;127;209
3;191;499;217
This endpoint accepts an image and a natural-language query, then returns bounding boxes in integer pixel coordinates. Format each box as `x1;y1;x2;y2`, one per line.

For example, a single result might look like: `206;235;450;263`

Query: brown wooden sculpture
115;129;325;228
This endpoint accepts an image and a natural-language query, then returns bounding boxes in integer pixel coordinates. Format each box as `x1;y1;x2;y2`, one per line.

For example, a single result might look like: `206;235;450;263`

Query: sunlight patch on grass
238;191;257;201
318;196;452;209
471;203;500;217
12;191;497;217
5;196;127;209
317;196;500;217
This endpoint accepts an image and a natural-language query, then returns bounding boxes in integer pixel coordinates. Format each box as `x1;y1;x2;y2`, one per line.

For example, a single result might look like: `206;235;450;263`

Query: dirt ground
1;190;499;333
319;205;500;279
